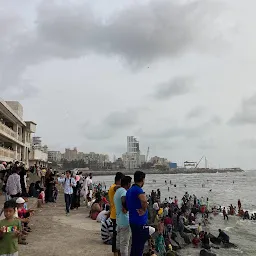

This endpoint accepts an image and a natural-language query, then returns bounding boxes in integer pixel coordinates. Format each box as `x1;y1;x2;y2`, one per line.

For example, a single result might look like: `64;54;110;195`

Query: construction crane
146;147;150;162
195;155;207;169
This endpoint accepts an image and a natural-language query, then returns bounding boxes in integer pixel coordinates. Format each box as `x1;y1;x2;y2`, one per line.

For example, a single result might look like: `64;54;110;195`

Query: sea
95;170;256;256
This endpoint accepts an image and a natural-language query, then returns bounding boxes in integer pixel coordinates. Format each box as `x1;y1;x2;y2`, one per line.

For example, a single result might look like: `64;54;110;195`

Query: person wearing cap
16;197;34;232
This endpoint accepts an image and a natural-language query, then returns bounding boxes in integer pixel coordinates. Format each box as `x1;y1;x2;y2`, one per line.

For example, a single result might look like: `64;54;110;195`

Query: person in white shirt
96;205;110;222
82;173;92;206
58;170;76;215
153;201;159;222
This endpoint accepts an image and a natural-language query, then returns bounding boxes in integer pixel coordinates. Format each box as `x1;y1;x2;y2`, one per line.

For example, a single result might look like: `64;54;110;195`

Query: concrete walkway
18;197;112;256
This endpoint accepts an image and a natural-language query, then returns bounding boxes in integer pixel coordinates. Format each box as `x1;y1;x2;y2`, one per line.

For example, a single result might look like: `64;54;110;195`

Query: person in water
218;229;230;243
223;207;228;220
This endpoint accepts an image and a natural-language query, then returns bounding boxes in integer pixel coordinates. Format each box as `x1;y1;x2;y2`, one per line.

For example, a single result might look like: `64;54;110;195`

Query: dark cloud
186;106;206;119
152;77;194;100
104;109;139;128
0;0;224;95
229;94;256;125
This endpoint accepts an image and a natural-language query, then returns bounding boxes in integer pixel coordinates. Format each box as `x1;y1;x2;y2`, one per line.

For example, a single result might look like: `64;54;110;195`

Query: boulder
200;249;217;256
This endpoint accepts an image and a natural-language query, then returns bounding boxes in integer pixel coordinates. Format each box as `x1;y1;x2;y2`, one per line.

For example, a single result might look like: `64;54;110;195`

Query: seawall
74;168;244;176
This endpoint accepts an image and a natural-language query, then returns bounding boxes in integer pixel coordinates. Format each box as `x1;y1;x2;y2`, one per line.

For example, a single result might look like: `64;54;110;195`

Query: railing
0;146;15;159
0;122;16;139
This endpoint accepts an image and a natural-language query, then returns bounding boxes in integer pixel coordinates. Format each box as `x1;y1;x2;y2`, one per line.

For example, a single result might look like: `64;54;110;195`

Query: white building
48;151;62;163
123;136;141;169
0;101;36;167
29;137;48;167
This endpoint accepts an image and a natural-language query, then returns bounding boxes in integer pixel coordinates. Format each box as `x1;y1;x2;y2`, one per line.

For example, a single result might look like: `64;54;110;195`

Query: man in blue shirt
126;171;148;256
114;176;132;256
58;170;76;215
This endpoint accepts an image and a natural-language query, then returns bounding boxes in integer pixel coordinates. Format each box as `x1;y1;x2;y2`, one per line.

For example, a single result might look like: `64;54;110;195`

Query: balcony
0;122;24;145
0;146;15;161
0;122;16;138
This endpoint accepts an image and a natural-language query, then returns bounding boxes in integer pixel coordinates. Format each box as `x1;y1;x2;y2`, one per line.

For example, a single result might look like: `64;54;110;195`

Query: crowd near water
0;161;256;256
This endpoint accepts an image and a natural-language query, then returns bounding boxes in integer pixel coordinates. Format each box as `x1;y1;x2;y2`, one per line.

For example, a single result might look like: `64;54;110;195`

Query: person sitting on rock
218;229;230;244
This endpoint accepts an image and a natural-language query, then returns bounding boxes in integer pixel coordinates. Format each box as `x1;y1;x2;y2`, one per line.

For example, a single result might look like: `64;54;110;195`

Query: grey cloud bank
1;0;256;169
0;0;224;94
153;77;194;100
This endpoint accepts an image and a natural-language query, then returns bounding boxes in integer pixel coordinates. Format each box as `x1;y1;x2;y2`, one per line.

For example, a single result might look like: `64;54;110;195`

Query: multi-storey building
64;147;78;161
48;151;62;163
29;137;48;167
0;101;36;167
123;136;141;169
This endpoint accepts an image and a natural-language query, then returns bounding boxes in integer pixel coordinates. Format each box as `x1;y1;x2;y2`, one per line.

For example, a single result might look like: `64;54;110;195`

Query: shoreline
74;168;244;176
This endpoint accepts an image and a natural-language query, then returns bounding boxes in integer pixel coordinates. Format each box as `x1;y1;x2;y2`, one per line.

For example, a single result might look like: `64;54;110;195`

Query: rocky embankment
74;168;243;176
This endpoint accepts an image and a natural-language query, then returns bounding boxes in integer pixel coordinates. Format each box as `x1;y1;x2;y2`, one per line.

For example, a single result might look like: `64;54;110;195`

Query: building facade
123;136;141;169
0;101;36;167
48;151;62;163
29;137;48;167
64;147;78;161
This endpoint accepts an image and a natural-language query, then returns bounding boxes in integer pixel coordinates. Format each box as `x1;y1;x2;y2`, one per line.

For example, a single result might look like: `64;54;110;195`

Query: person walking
58;171;76;216
114;176;132;256
126;171;149;256
108;172;124;256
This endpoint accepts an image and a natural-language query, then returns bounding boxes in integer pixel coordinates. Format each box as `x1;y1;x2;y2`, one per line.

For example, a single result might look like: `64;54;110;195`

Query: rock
200;249;216;256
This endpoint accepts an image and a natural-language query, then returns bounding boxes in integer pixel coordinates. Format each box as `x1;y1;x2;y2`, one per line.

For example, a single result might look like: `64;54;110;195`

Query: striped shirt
101;218;113;243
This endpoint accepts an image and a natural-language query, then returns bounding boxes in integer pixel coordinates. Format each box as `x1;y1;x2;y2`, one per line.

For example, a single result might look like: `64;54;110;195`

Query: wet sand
19;197;112;256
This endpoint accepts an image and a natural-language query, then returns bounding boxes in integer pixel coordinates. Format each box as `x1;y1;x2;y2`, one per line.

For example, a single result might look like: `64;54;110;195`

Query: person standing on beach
6;168;22;198
58;171;76;216
114;176;132;256
82;173;93;207
126;171;149;256
108;172;124;256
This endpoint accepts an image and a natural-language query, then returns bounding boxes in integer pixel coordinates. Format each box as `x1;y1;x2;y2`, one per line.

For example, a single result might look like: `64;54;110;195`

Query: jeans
4;192;10;202
111;219;117;252
64;194;73;213
116;226;131;256
130;223;149;256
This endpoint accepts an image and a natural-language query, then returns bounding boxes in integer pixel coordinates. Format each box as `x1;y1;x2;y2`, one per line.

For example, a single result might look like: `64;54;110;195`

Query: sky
1;0;256;169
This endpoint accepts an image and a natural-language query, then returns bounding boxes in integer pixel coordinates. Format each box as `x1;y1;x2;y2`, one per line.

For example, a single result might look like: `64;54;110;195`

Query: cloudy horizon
1;0;256;169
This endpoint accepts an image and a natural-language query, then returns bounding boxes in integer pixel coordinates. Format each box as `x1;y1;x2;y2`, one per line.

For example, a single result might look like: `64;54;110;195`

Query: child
0;200;22;256
38;188;45;208
16;197;34;233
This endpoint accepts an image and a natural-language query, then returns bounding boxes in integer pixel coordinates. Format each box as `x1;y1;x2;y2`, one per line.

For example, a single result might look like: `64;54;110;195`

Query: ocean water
95;170;256;256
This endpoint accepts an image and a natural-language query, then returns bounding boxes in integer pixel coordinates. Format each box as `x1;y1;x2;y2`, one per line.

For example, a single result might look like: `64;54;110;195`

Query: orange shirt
109;184;117;219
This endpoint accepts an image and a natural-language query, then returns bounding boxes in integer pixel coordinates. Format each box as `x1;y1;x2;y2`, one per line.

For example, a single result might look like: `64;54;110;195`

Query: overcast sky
1;0;256;169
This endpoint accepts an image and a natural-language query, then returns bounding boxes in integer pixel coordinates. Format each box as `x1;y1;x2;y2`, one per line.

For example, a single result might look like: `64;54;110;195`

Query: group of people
0;196;35;255
0;161;29;201
90;171;155;256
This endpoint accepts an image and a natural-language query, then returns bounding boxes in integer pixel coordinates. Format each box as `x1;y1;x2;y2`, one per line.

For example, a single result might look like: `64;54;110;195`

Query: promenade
0;195;112;256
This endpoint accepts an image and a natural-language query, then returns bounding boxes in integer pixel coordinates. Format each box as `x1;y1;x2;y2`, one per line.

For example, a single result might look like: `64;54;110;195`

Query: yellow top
109;183;117;219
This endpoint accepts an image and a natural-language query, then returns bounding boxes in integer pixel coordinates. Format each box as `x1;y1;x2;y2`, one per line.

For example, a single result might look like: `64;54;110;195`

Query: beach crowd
0;161;252;256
